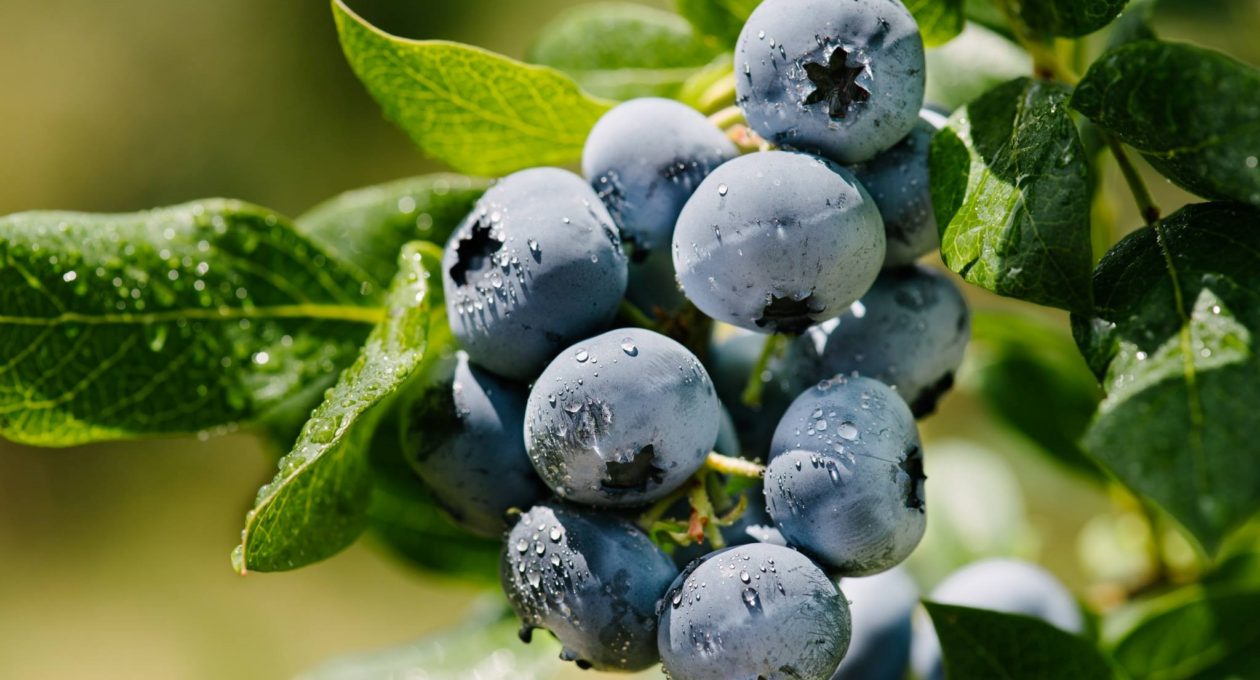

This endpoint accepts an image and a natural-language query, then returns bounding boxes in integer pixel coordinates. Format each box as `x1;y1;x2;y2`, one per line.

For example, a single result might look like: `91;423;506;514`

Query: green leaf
931;77;1094;313
300;610;564;680
365;479;501;582
905;0;965;46
236;242;448;573
1072;41;1260;208
527;3;723;100
924;602;1116;679
1017;0;1130;38
332;0;612;177
968;312;1104;479
1079;202;1260;554
296;174;487;289
924;22;1032;111
674;0;757;45
1107;581;1260;679
0;200;376;447
1105;0;1159;51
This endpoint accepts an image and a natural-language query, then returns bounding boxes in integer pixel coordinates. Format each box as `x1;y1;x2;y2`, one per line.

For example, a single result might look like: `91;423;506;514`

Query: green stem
1137;501;1173;594
1106;135;1161;226
995;0;1078;83
617;300;661;332
696;74;737;114
637;481;692;531
687;474;726;549
705;452;765;479
707;105;745;131
741;333;784;408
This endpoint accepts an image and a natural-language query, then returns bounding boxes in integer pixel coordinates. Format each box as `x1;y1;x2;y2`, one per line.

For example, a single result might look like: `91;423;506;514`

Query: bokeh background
1;1;1257;678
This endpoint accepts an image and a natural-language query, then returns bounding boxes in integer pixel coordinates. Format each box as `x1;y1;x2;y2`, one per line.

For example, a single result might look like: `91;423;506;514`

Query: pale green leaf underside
931;77;1094;313
925;603;1115;679
1080;202;1260;554
332;0;612;177
527;2;722;100
296;173;487;288
238;242;445;573
0;200;376;447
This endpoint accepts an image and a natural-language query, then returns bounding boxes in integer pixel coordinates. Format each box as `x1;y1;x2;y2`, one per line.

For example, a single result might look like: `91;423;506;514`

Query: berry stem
636;481;693;531
696;74;737;114
707;105;745;131
617;300;662;332
741;333;785;408
705;452;765;479
1106;134;1162;226
687;475;726;549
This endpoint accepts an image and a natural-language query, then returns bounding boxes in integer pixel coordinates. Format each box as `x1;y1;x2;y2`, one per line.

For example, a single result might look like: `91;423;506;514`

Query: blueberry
401;352;547;537
911;558;1084;680
673;151;885;334
442;167;627;381
658;543;852;680
583;98;738;255
831;567;918;680
626;246;689;317
524;328;721;507
735;0;926;164
708;325;822;460
501;503;678;671
852;110;948;268
765;376;926;576
817;265;970;417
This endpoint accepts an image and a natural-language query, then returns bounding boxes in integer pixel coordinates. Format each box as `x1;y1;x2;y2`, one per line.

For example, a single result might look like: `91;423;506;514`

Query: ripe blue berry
831;567;918;680
852;110;947;268
583;98;737;255
524;328;720;507
658;543;852;680
912;558;1084;680
765;376;926;576
502;503;678;671
673;151;885;334
401;352;547;537
736;0;926;164
442;167;627;381
625;246;689;316
817;265;970;416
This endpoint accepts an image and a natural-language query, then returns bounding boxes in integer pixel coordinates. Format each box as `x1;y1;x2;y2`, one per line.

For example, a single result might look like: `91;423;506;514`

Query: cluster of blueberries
406;0;1083;677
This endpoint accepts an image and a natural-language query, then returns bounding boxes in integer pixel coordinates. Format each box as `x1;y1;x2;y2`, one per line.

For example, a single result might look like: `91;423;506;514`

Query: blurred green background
0;1;1257;678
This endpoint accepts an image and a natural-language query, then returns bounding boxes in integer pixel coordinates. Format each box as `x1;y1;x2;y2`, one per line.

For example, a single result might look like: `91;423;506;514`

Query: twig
705;452;765;479
1106;134;1161;226
741;333;785;408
